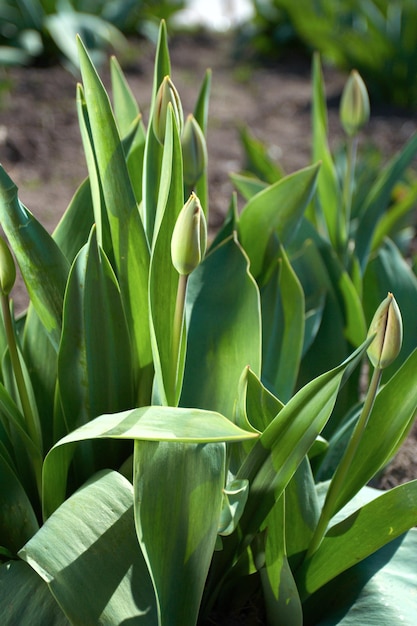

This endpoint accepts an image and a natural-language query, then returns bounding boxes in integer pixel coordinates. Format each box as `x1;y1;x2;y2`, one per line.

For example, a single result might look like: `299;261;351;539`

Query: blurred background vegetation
237;0;417;108
0;0;416;108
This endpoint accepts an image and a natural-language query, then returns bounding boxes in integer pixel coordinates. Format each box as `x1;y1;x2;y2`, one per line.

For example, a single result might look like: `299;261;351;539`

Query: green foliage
0;20;416;626
0;0;184;69
242;0;417;108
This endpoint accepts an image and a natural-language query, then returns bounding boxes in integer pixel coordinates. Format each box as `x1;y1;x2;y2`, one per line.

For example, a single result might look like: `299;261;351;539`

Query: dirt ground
0;31;416;487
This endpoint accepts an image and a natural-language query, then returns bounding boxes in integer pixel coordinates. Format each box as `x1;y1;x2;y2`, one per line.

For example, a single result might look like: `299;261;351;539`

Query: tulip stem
305;365;382;559
170;273;188;405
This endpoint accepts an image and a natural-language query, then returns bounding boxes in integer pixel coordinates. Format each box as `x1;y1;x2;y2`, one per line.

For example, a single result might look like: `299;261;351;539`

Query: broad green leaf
230;172;268;201
58;228;134;433
52;177;94;265
261;244;304;402
285;458;321;569
42;405;258;519
298;481;417;598
238;125;284;185
134;440;225;626
260;497;303;626
312;529;417;625
0;560;69;626
355;131;417;270
149;106;184;406
236;341;367;545
0;453;39;555
238;163;320;279
77;37;152;404
181;235;261;418
110;54;140;135
310;53;342;247
21;470;157;625
0;167;69;350
327;347;417;516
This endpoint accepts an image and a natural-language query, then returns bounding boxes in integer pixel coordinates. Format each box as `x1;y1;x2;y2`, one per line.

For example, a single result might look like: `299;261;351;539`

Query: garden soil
0;32;416;490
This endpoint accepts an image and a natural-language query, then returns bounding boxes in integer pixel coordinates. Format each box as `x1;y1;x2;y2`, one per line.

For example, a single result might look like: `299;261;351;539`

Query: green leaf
0;166;69;350
236;341;367;545
52;177;94;265
327;347;417;516
238;163;320;279
218;478;250;536
58;228;134;432
310;53;342;247
111;55;146;206
0;560;69;626
311;529;417;625
260;497;303;626
20;470;157;625
110;54;140;136
77;36;152;404
363;238;417;377
42;405;258;519
238;125;284;185
181;235;261;418
0;453;39;555
134;440;225;626
298;481;417;598
149;106;184;406
230;172;268;201
261;244;305;402
142;19;171;241
193;69;211;215
355;131;417;269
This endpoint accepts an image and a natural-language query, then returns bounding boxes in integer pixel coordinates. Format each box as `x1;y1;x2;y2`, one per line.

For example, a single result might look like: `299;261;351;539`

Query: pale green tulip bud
0;236;16;296
153;75;184;145
367;293;403;369
340;70;370;137
171;193;207;275
181;114;208;187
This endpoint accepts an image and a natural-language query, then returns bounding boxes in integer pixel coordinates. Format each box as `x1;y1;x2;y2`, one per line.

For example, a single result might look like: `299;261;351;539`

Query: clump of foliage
0;0;184;69
240;0;417;108
0;20;417;626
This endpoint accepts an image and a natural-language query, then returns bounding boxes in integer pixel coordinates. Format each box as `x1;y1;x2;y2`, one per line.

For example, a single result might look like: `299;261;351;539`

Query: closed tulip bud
181;114;207;187
340;70;370;137
367;293;403;369
171;193;207;275
153;75;184;145
0;236;16;296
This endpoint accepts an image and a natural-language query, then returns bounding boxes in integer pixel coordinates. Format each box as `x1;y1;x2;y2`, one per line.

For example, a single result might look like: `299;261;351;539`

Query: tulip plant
0;21;417;626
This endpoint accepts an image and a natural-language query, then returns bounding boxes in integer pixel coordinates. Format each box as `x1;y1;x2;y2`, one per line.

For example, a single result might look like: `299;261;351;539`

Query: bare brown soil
0;32;416;486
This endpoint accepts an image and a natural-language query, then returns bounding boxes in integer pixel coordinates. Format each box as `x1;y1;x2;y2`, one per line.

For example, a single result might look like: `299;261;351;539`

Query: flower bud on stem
169;194;207;403
305;294;402;559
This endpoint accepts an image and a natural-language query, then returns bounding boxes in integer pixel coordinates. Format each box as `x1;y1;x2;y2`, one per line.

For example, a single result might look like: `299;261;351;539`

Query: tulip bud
367;293;403;369
181;114;208;187
171;193;207;275
0;236;16;296
153;75;184;145
340;70;370;137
